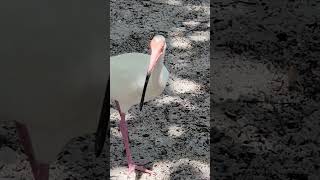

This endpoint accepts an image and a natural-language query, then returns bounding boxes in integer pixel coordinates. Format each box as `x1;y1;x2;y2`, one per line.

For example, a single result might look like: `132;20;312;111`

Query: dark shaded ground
212;0;320;179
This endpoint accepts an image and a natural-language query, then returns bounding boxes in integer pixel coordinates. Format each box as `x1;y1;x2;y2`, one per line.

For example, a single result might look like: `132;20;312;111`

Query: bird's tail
94;76;110;157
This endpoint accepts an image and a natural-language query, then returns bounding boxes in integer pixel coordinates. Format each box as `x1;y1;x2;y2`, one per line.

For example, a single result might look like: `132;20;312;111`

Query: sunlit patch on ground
110;159;209;180
169;77;202;94
166;0;182;6
188;31;210;42
168;125;185;137
169;37;192;49
183;20;201;28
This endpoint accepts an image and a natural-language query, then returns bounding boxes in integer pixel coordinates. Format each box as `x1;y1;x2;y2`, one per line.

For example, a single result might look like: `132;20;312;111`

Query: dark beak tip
140;73;150;112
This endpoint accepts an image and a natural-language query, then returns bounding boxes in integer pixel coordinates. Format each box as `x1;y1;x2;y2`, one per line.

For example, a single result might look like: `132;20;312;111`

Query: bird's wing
110;53;149;101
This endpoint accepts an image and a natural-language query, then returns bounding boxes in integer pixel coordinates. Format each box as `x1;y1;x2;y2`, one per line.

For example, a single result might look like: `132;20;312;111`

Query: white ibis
110;35;169;175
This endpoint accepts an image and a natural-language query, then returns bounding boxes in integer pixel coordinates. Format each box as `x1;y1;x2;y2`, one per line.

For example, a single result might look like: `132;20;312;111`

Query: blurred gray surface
0;0;106;175
212;0;320;179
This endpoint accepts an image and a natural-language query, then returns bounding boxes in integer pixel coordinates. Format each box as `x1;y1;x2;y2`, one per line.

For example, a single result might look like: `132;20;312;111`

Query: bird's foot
127;162;156;176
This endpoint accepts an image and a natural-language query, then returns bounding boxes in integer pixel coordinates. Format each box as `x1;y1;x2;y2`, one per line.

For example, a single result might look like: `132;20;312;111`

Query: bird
110;35;169;175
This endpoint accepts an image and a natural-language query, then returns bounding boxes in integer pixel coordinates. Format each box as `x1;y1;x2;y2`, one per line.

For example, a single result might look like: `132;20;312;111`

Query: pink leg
16;122;49;180
115;101;155;176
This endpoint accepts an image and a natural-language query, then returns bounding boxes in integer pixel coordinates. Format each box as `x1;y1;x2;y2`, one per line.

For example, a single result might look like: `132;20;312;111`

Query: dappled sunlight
166;0;182;6
185;4;210;15
110;108;117;116
154;159;209;179
110;108;135;122
152;95;180;106
182;20;201;28
152;95;200;111
110;127;121;138
169;36;192;49
168;125;185;137
169;27;187;37
110;166;131;180
168;77;202;94
187;31;210;42
110;158;209;180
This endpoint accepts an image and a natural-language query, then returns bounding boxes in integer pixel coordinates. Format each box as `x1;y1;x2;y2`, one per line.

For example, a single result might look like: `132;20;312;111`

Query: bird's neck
151;55;164;82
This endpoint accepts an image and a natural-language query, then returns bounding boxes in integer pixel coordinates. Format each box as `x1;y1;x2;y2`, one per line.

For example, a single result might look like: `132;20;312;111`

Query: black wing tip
139;73;151;111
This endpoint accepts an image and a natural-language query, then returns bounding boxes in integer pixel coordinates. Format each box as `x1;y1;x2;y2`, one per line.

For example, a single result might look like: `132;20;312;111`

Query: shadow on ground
212;0;320;179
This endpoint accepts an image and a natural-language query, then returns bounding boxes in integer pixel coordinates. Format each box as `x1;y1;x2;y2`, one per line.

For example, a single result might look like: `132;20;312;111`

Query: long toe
127;163;136;177
135;165;156;176
127;163;156;176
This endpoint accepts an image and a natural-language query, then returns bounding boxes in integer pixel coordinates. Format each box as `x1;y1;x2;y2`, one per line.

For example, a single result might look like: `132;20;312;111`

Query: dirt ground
212;0;320;179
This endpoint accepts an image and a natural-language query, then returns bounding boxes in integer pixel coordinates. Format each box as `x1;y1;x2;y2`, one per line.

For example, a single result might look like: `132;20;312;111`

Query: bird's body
110;35;169;176
110;53;169;113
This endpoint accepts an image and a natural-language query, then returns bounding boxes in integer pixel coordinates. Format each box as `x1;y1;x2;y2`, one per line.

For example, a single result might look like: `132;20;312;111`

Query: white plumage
109;35;169;175
110;53;169;112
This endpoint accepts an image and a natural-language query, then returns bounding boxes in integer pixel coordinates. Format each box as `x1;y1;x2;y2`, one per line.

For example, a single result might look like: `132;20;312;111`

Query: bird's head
139;35;166;111
147;35;166;72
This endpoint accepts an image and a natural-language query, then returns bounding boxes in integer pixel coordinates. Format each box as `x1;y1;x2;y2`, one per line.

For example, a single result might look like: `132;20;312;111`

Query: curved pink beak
139;41;164;111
